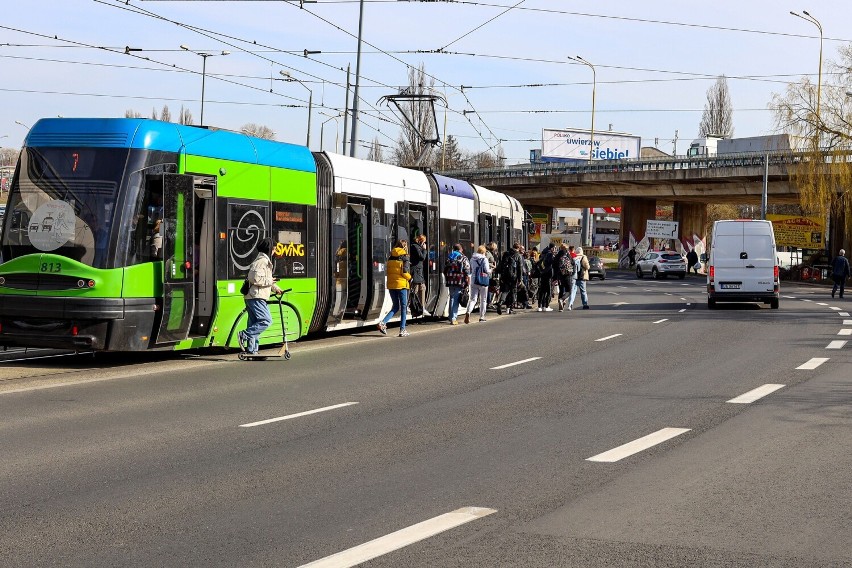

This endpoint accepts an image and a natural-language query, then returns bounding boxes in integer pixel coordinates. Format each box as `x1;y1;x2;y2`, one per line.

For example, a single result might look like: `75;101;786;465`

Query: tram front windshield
0;147;128;268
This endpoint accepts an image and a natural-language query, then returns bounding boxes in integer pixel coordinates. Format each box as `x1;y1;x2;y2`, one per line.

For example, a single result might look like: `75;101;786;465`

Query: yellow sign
274;242;305;257
766;215;824;248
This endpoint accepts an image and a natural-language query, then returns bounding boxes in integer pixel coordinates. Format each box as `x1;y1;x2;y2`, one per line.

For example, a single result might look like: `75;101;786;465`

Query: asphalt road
0;273;850;567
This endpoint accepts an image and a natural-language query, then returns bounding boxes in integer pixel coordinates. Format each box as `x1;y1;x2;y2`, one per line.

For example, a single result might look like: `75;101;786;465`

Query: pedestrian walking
554;243;575;312
831;248;851;299
378;240;412;337
497;243;524;314
686;248;699;274
628;247;636;268
568;246;591;310
465;245;492;323
239;237;283;355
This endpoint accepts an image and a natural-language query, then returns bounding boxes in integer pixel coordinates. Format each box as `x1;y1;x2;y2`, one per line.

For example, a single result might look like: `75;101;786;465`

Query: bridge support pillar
620;197;656;252
673;202;708;255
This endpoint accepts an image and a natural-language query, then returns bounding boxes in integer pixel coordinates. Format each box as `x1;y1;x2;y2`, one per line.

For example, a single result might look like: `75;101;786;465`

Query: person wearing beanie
239;237;283;354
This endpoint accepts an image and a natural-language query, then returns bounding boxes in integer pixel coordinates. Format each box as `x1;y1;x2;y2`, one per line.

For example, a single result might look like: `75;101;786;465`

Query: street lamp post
790;10;823;148
568;55;597;247
180;45;230;127
14;120;30;130
280;71;313;147
349;0;365;158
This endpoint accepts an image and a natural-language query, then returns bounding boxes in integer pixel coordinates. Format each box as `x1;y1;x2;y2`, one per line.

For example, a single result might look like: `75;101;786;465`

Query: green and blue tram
0;118;528;352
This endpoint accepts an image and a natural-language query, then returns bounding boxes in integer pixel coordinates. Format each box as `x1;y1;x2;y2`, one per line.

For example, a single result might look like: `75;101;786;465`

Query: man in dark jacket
831;248;851;299
497;243;524;315
409;234;428;319
686;248;699;274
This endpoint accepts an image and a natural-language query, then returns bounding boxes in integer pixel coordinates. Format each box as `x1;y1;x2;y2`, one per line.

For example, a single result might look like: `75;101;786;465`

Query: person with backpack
537;242;556;312
497;243;524;315
528;247;540;308
568;246;591;310
485;242;499;309
555;243;574;312
444;243;471;325
378;240;412;337
465;245;492;323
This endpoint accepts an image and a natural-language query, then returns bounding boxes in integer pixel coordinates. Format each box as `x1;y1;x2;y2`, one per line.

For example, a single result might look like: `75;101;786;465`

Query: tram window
458;223;473;254
373;206;389;267
228;202;268;278
271;203;307;278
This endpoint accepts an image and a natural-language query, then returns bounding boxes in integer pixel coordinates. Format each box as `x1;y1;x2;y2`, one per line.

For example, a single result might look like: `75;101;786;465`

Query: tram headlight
87;280;95;288
77;280;85;288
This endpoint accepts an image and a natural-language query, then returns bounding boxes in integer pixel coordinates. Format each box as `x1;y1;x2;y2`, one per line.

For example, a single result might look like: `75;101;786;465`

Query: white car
636;251;686;279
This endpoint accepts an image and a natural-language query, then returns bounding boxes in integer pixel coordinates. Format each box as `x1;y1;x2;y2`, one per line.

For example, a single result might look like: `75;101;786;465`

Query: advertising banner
542;128;641;161
766;215;825;248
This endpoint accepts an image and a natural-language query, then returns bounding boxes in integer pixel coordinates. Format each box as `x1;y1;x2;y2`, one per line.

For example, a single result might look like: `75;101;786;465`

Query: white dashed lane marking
844;320;852;325
839;312;850;317
826;341;847;350
491;357;541;370
727;384;785;404
653;319;668;324
587;428;691;463
297;507;497;568
797;358;829;370
838;329;852;336
239;402;359;428
595;334;623;342
816;302;829;306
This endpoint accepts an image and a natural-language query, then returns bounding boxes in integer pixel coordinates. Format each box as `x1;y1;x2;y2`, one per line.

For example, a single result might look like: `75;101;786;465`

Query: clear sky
2;0;851;164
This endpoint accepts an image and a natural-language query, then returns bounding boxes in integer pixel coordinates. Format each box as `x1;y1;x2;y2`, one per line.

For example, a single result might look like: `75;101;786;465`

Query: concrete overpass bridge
441;150;819;256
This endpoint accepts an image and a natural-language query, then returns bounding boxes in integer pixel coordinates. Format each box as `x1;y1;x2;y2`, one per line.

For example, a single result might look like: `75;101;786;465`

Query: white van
707;220;779;309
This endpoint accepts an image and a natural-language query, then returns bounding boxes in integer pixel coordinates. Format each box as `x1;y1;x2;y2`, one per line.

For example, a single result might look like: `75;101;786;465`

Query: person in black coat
831;248;851;299
497;243;524;315
686;248;699;274
409;234;428;318
537;242;556;311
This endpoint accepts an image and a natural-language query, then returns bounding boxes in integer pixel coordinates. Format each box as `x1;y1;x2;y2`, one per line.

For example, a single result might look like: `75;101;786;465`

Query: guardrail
440;149;823;180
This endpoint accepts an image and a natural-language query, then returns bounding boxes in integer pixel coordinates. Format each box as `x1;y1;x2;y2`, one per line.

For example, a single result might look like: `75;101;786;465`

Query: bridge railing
441;150;814;179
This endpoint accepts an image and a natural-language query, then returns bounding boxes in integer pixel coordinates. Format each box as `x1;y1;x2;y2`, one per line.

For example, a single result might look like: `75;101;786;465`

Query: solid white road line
797;357;829;370
653;319;668;324
587;428;691;463
826;340;847;350
491;357;541;370
727;384;785;404
595;334;623;342
239;402;359;428
297;507;497;568
840;312;851;317
838;329;852;336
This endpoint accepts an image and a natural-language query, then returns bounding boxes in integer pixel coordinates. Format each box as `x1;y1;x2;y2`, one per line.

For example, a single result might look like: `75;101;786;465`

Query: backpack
574;255;585;279
499;252;518;282
445;255;469;288
530;258;543;278
558;253;574;277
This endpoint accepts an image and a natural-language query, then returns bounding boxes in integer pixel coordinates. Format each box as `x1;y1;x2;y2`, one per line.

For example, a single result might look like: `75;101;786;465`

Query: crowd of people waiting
378;238;592;337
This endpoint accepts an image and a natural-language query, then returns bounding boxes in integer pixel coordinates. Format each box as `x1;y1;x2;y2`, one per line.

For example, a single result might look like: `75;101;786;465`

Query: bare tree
772;44;852;222
0;147;18;166
390;63;438;167
240;123;276;140
124;109;144;118
178;106;194;126
699;76;734;138
467;145;505;169
160;105;172;123
366;137;384;163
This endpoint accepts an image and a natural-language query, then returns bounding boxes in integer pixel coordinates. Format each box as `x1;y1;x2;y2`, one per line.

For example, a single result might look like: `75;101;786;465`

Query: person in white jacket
239;237;282;354
465;245;492;323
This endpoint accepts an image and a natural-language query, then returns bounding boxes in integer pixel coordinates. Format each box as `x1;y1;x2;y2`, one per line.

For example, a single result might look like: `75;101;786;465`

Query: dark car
587;255;606;280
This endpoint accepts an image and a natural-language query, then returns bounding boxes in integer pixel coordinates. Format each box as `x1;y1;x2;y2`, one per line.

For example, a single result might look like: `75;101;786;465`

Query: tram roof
432;174;475;200
26;118;316;173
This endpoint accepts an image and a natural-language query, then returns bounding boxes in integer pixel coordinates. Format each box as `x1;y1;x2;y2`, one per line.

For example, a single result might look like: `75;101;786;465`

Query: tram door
479;213;495;248
345;200;369;318
499;217;511;252
155;173;196;344
426;205;440;313
329;195;348;324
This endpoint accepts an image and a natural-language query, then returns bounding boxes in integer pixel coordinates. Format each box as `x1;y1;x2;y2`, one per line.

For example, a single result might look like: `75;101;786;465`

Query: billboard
542;128;641;161
766;215;825;248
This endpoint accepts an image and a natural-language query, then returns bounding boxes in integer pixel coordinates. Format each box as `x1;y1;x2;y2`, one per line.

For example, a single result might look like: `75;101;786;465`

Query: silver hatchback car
636;251;686;279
